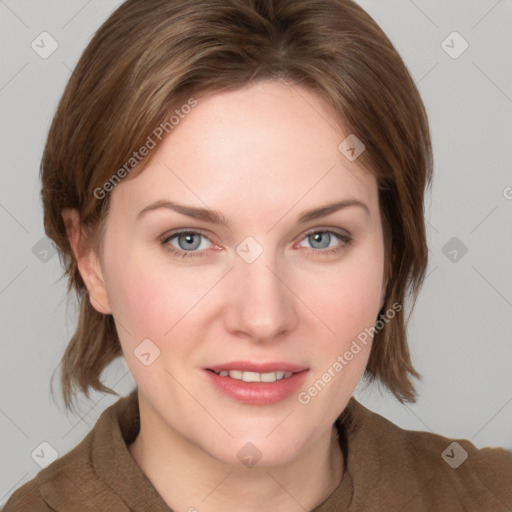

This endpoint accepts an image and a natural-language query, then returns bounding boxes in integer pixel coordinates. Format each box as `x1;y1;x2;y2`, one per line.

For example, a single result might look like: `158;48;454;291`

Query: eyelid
160;227;216;244
301;225;351;239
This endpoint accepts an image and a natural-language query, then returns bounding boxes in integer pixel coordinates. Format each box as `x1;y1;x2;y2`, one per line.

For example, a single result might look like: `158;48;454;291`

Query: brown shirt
3;388;512;511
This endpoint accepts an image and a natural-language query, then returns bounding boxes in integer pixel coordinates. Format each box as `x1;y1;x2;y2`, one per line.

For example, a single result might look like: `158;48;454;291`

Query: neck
129;402;344;512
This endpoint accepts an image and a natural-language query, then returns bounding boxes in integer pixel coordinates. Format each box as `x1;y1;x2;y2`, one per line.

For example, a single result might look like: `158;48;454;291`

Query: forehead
110;80;378;224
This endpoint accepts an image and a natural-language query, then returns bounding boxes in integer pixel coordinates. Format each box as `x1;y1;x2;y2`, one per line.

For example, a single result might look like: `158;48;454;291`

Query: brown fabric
3;388;512;511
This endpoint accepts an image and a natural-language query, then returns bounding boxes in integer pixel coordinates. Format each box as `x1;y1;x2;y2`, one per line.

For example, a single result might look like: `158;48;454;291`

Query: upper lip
207;361;308;373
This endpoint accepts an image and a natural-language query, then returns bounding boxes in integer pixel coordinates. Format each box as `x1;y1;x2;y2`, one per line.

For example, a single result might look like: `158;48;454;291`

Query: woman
4;0;512;510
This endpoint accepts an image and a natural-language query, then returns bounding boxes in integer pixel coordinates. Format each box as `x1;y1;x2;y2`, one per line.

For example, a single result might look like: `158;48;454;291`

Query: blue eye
298;230;352;255
161;230;213;258
303;231;339;249
160;229;351;259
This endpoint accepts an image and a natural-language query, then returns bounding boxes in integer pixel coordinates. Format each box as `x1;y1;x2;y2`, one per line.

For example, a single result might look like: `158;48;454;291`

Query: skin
63;80;388;512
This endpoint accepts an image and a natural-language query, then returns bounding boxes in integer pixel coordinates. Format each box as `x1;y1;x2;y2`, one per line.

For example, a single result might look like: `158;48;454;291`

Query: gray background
1;0;511;506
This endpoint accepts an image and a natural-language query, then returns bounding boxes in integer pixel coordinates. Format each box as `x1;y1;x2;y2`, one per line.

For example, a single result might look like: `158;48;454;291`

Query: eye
160;228;352;260
161;230;214;259
297;229;352;255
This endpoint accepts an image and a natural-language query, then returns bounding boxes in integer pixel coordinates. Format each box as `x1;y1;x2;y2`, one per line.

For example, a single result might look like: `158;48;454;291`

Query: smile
204;363;309;405
211;370;294;382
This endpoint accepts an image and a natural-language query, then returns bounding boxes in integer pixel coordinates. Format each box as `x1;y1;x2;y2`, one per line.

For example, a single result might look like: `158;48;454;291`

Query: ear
61;208;112;315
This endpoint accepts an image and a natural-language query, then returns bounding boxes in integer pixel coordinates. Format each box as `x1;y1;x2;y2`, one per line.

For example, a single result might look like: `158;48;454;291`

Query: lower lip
203;369;309;405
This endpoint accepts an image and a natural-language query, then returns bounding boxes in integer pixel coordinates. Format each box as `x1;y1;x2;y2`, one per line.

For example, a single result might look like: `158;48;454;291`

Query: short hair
42;0;433;413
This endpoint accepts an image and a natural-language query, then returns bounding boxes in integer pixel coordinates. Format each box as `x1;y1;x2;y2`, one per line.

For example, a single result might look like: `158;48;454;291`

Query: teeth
243;371;261;382
229;370;243;380
261;372;278;382
215;370;294;382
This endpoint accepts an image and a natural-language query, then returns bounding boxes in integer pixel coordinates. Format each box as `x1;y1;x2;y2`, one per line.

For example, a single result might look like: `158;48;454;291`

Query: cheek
104;257;195;387
103;247;179;343
103;223;384;355
104;247;216;349
296;246;384;414
301;243;385;346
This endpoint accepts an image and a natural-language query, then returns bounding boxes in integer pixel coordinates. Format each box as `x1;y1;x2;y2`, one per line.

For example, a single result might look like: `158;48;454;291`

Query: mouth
206;368;295;383
206;361;307;382
204;361;309;405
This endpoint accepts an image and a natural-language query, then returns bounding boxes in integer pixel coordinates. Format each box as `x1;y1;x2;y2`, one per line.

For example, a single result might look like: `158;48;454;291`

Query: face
81;80;387;467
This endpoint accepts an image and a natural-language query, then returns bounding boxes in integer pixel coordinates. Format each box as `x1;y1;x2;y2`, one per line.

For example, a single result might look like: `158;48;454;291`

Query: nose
223;247;299;344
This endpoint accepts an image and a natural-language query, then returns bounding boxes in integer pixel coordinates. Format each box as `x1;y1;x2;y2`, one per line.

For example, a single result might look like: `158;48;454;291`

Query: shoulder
2;426;98;511
344;399;512;510
2;393;136;512
2;478;53;511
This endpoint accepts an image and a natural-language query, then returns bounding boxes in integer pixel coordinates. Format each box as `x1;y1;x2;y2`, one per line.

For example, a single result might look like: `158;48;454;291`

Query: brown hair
43;0;432;413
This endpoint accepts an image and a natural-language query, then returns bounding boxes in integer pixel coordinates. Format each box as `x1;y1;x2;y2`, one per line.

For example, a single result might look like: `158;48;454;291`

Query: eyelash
160;228;352;259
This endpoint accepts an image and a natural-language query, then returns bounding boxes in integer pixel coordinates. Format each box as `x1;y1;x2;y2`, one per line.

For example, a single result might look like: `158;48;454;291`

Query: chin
203;432;307;470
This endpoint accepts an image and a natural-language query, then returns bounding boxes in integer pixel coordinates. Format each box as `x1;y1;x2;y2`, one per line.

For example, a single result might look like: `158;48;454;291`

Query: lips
204;361;309;405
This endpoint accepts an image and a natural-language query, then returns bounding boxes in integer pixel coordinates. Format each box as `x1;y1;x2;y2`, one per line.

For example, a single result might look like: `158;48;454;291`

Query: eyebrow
137;198;369;227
